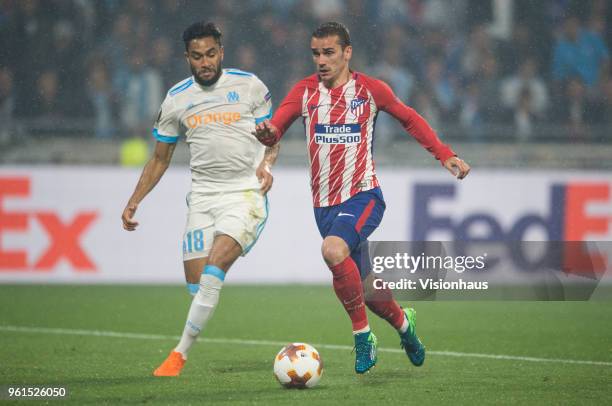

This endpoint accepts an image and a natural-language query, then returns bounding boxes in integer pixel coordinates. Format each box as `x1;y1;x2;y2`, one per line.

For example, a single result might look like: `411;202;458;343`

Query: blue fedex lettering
411;183;565;271
314;124;361;144
411;184;564;242
411;182;610;276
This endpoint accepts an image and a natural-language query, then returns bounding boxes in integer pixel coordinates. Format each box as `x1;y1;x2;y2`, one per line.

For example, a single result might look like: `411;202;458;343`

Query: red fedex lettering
563;183;610;276
34;212;98;271
0;176;98;272
0;177;29;269
564;184;610;240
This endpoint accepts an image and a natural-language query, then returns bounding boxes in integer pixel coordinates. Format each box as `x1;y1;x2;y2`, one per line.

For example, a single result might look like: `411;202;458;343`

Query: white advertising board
0;167;611;284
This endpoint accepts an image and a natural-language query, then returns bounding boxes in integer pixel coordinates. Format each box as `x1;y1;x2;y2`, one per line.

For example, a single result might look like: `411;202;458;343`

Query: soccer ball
273;343;323;389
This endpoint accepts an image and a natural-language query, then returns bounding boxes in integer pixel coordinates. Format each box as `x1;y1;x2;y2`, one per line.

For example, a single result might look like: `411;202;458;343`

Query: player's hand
256;162;274;194
444;156;470;180
122;203;139;231
252;120;279;146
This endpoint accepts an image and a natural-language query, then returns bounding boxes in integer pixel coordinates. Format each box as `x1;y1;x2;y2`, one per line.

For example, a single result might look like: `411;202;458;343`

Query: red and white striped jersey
271;72;455;207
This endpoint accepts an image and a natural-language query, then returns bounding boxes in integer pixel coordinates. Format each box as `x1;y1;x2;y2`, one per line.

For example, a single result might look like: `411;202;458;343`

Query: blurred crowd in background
0;0;611;146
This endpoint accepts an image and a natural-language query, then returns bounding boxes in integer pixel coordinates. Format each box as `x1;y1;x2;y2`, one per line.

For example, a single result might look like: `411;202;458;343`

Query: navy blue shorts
314;187;385;279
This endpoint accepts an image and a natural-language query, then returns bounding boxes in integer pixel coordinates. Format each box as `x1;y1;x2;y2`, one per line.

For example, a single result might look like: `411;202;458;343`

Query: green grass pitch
0;285;611;405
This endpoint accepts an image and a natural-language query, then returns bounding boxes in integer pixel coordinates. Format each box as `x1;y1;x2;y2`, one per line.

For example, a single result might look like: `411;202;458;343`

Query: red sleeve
269;80;306;142
366;77;456;164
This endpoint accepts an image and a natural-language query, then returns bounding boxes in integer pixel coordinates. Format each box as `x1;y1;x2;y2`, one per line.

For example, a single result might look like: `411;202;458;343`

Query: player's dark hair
312;22;351;49
182;21;222;50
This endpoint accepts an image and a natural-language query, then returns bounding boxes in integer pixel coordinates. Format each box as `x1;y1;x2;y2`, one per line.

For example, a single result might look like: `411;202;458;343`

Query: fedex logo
0;177;98;271
412;183;611;241
412;182;610;274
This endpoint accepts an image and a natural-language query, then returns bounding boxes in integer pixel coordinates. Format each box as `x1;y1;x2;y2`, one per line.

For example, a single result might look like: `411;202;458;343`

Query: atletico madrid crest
350;97;367;116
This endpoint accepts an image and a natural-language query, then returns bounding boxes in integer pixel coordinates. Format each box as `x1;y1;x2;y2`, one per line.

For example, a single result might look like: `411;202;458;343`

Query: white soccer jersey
154;69;272;194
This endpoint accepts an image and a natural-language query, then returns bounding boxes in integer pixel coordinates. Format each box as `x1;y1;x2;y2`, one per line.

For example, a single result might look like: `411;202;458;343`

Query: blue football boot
354;331;378;374
399;308;426;366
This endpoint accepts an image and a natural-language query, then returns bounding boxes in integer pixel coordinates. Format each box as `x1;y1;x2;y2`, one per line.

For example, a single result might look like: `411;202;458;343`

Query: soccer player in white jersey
121;21;278;377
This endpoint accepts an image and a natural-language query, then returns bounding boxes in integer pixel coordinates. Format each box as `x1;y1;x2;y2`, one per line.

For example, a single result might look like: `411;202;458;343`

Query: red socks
330;258;405;332
365;284;405;330
329;257;369;331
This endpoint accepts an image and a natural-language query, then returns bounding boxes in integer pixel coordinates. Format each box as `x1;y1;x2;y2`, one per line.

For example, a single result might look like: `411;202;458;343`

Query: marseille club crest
227;91;240;103
350;97;367;116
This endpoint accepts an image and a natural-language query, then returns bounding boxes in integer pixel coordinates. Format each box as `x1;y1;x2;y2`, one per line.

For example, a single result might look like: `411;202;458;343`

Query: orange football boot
153;351;186;377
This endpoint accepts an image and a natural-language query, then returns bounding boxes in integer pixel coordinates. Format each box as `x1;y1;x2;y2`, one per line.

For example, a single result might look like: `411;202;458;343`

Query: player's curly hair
312;22;351;49
183;21;222;50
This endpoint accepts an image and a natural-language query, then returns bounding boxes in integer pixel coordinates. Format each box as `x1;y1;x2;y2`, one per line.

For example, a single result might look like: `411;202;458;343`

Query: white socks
353;325;371;335
175;266;225;357
398;314;409;334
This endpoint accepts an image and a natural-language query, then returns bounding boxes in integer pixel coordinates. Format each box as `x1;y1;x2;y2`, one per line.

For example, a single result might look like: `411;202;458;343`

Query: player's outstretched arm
122;141;177;231
367;77;469;178
252;120;280;147
252;80;305;146
256;143;281;194
443;156;471;180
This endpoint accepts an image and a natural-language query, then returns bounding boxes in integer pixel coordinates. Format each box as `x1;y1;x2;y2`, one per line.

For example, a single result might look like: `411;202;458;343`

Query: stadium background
1;0;611;282
0;0;611;404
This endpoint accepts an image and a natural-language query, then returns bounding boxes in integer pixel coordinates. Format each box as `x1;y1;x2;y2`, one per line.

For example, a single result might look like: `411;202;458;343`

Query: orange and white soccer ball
273;343;323;389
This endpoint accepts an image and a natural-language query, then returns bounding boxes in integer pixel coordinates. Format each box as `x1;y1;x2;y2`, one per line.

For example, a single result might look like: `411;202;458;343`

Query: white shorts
182;189;269;261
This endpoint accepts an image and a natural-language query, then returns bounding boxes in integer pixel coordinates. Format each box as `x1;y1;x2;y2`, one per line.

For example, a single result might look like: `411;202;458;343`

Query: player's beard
192;63;222;87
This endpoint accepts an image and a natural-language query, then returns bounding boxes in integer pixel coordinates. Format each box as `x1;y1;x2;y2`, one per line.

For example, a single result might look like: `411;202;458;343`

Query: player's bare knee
184;257;207;295
206;235;242;271
205;254;230;273
321;237;349;266
207;251;230;271
184;258;206;284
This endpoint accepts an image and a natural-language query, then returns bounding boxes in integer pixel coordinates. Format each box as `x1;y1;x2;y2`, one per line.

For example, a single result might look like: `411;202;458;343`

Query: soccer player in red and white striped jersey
254;22;470;374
